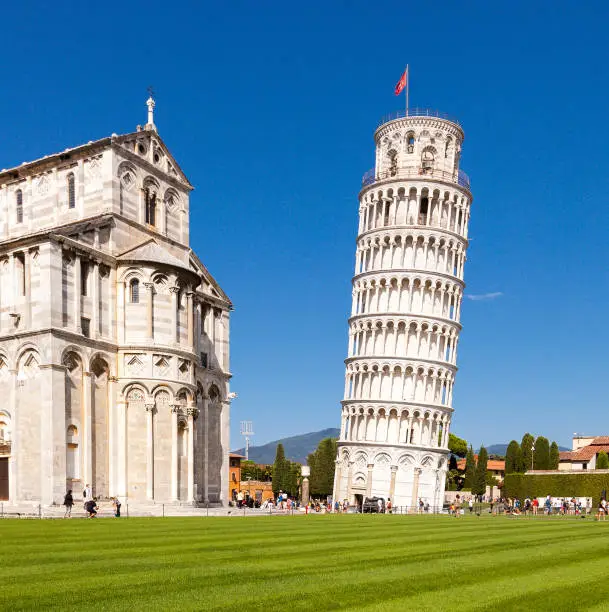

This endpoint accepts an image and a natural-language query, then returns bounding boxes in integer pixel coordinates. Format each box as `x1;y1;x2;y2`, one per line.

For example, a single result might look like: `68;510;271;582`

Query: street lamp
531;444;536;470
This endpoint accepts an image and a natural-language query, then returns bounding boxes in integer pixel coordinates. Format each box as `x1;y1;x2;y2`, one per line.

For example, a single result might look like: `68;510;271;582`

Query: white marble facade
0;100;232;506
333;111;472;510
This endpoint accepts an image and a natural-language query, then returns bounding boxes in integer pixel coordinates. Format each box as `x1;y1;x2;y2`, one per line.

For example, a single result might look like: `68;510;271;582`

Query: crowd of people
62;485;122;519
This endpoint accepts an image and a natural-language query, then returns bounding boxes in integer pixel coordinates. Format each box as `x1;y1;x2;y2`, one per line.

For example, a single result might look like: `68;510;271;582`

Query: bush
504;472;609;507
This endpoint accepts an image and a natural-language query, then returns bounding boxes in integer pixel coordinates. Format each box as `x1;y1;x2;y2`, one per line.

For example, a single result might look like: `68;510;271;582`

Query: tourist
387;498;392;514
468;498;473;514
544;496;552;515
112;497;121;518
532;497;539;515
85;497;98;518
63;489;73;518
418;498;424;514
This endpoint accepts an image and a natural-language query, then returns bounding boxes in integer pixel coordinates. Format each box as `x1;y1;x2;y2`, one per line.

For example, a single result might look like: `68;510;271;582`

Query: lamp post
531;444;536;470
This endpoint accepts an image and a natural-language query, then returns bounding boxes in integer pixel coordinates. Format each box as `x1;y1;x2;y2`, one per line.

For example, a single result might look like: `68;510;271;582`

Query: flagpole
406;64;409;115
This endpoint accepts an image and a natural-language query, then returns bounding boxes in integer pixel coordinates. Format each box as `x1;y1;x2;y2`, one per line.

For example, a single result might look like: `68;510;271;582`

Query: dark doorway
0;458;8;501
355;493;363;513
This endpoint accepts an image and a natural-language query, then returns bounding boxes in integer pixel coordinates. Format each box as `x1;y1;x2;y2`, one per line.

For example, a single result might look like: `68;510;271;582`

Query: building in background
456;456;505;483
559;436;609;471
0;98;232;506
333;109;473;510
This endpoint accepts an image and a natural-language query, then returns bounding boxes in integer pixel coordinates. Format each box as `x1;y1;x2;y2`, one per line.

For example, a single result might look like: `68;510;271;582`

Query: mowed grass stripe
0;515;607;611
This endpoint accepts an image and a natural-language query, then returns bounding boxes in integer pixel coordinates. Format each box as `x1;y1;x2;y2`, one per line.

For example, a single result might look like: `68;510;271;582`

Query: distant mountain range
233;432;569;465
233;427;340;465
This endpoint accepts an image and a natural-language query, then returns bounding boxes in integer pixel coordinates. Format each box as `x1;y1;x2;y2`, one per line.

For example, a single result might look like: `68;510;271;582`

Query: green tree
549;441;560;470
448;433;468;458
272;443;289;495
520;433;534;472
472;446;488;496
308;437;337;497
534;436;550;470
597;451;609;469
240;460;259;482
285;462;301;497
463;446;476;489
505;440;522;474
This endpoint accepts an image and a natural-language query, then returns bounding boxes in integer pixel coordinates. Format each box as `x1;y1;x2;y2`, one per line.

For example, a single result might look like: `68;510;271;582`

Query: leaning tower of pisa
333;109;472;511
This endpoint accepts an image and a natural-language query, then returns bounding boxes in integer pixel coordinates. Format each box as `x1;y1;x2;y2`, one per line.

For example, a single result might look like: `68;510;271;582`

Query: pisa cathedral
333;110;472;510
0;98;232;507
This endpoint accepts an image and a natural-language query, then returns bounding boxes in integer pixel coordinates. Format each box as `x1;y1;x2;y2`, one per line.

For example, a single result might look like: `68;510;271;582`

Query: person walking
112;497;121;518
468;498;473;514
63;490;74;518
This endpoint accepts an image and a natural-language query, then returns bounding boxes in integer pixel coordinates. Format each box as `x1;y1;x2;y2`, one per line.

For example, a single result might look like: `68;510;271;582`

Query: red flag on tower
395;68;408;96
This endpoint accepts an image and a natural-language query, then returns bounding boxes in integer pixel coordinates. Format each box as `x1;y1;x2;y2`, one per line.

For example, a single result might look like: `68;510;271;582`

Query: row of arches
355;233;466;278
348;320;459;365
344;362;455;406
340;405;450;449
359;187;470;237
352;276;463;321
338;446;447;471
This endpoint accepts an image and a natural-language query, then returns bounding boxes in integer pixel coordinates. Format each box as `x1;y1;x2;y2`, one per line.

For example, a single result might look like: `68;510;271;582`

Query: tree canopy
448;433;468;458
472;446;488;496
534;436;550;470
463;446;476;490
505;440;522;474
307;437;337;497
597;451;609;470
549;442;560;470
520;433;534;473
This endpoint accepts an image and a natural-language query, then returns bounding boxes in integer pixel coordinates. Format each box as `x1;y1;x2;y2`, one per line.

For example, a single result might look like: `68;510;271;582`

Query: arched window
130;278;140;303
67;173;76;209
421;148;435;171
145;188;157;226
15;190;23;224
407;133;415;153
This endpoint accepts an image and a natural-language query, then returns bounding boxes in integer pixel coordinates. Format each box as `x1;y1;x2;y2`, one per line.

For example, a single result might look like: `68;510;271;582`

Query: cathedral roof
117;239;195;275
0;130;192;190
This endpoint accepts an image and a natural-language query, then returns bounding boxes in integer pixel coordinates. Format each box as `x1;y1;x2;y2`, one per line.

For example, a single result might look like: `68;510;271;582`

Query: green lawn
1;514;608;611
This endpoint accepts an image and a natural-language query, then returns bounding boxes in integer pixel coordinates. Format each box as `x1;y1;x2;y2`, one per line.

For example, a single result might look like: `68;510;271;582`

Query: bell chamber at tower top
361;112;471;192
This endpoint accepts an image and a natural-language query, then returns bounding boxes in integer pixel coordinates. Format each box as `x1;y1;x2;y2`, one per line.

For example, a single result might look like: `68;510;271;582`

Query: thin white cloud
465;292;504;302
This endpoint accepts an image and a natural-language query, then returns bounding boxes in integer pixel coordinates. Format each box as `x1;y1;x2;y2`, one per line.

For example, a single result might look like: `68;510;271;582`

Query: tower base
333;443;448;511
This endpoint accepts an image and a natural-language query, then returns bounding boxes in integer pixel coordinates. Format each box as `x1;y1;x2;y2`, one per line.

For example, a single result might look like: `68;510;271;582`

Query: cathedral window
67;173;76;209
15;190;23;224
130;278;140;303
80;261;89;296
145;188;157;226
15;253;25;296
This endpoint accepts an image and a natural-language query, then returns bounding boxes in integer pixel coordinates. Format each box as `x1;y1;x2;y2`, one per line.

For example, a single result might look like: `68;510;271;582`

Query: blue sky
2;1;609;449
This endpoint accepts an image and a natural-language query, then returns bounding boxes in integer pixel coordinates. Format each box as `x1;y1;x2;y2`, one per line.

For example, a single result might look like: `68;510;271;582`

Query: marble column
186;292;194;349
116;399;128;498
170;405;179;501
346;461;354;504
145;402;155;500
301;465;311;506
187;405;197;503
202;394;209;504
82;371;92;490
145;283;154;340
107;376;117;495
388;465;398;502
366;463;374;497
411;467;422;512
170;287;179;344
